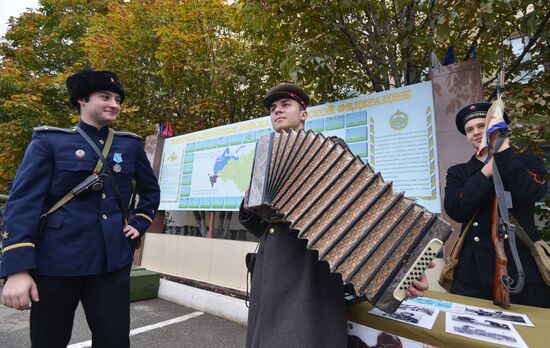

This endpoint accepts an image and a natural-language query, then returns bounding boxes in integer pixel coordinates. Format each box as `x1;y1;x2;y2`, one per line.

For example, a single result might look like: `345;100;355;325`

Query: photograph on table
445;312;527;348
464;306;533;327
368;302;439;329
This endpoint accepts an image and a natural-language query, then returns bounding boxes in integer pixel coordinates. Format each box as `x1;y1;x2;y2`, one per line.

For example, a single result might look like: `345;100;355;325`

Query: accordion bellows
244;130;452;312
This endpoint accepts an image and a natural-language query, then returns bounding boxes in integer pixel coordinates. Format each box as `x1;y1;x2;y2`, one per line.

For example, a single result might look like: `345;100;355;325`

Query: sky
0;0;40;39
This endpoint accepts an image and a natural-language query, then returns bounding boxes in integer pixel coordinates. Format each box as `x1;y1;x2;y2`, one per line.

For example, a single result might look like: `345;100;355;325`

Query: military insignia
111;77;116;84
113;152;123;163
113;163;122;173
469;105;476;110
389;110;408;130
2;231;8;240
75;149;86;158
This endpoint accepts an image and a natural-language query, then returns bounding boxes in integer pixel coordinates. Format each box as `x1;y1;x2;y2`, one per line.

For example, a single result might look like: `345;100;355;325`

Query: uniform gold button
474;236;480;242
102;214;108;220
101;193;106;199
473;222;479;227
269;227;275;234
99;139;104;145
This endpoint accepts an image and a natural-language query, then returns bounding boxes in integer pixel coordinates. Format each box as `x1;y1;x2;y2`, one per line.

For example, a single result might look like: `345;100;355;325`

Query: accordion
244;129;452;313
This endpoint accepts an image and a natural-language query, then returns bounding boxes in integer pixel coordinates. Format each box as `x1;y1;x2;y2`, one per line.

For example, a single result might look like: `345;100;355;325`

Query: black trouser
30;265;131;348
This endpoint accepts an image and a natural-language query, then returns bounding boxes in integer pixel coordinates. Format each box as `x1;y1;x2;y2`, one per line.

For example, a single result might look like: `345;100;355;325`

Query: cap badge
75;149;86;158
469;105;476;110
110;77;115;84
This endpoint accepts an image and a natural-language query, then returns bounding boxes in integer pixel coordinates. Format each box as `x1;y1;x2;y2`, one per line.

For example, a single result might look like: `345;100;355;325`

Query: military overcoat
239;136;350;348
444;148;549;306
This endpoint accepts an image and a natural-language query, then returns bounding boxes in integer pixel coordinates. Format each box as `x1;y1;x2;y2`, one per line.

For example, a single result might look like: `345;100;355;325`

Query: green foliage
0;0;114;190
0;1;548;237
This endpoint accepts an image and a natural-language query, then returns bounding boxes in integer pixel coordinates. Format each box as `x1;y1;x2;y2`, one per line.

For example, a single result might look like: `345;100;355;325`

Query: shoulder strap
42;129;115;218
509;215;534;247
74;127;127;224
34;126;77;134
455;213;477;248
115;130;143;140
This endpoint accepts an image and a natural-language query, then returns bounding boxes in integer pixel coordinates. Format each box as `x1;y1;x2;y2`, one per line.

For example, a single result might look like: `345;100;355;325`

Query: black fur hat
66;69;125;107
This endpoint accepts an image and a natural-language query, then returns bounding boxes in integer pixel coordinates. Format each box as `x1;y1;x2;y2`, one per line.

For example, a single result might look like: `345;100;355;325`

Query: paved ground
1;282;246;348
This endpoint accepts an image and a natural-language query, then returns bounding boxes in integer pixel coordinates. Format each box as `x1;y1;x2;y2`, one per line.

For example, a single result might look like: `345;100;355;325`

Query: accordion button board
244;129;452;313
392;238;443;301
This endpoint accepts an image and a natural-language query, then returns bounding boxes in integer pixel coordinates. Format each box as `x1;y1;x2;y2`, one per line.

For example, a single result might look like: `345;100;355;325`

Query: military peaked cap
262;83;310;110
66;69;125;107
455;102;510;135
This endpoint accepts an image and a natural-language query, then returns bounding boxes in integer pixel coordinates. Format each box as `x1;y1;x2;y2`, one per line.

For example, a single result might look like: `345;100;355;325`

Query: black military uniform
239;83;348;348
444;102;549;307
0;69;161;346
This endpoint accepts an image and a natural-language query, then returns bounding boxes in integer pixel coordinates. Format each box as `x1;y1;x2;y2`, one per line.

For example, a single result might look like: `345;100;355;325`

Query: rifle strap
492;130;525;293
42;128;115;218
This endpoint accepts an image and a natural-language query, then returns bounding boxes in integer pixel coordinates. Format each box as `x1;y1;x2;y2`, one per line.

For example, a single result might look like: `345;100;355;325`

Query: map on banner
158;81;441;212
191;144;255;196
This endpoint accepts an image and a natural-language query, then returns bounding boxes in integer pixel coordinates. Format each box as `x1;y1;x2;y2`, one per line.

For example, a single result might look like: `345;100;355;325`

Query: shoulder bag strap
450;212;477;258
74;127;127;224
509;215;534;247
41;128;115;218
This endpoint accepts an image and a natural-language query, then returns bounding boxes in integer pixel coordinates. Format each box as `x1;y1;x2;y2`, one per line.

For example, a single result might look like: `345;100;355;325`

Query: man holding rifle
444;101;549;308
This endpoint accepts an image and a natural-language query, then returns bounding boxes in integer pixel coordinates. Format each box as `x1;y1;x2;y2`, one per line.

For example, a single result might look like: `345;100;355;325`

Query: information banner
158;81;441;212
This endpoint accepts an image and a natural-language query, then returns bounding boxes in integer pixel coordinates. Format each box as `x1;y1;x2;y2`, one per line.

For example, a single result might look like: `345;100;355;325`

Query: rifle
488;32;525;308
491;193;510;308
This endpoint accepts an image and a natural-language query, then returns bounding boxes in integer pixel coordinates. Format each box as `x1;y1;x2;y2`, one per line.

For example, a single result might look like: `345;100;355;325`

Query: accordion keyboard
392;238;443;301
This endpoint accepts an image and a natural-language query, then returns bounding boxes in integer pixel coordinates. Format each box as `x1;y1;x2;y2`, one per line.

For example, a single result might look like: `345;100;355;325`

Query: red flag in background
159;119;174;137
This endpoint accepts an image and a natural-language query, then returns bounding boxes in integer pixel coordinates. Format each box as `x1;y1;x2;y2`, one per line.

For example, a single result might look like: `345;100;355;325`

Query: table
347;290;549;347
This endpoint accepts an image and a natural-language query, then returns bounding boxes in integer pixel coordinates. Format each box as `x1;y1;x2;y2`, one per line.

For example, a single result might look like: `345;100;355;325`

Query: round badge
75;149;86;158
113;163;122;173
389;110;409;130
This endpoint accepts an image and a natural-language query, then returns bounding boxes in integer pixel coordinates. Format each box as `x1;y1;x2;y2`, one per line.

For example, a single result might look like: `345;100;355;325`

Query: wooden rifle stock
491;194;510;308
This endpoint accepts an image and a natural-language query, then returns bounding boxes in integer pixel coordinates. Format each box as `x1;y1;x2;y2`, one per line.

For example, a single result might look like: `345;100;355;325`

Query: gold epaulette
33;126;77;134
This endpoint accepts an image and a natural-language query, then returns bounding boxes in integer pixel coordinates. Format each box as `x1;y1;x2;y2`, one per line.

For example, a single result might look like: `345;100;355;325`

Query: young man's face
464;117;486;150
269;98;308;132
79;90;121;128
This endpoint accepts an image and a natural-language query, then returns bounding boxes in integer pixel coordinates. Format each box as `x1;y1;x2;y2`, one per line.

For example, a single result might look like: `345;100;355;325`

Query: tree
0;0;270;191
82;0;270;134
0;1;548;236
240;0;549;237
0;0;114;190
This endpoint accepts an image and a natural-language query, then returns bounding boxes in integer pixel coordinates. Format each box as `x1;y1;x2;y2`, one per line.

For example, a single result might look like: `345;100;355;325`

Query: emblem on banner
389;110;409;130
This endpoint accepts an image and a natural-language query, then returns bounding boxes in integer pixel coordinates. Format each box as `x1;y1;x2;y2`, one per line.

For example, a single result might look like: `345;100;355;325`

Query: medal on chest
113;152;123;173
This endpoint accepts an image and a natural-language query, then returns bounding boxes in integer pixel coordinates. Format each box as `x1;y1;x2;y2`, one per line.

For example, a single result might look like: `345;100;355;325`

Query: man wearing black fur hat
239;83;430;347
444;102;549;307
1;69;160;346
